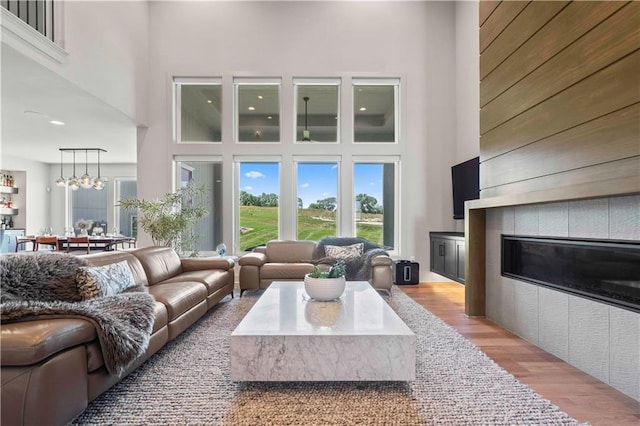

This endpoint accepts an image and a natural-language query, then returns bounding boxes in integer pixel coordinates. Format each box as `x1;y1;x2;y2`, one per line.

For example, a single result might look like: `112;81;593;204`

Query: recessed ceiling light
258;95;263;100
49;120;65;125
267;116;272;120
359;107;367;111
207;99;212;104
248;106;256;111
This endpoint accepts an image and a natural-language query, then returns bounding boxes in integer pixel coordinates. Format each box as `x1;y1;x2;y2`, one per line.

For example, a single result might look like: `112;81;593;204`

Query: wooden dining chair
34;236;60;251
66;236;90;254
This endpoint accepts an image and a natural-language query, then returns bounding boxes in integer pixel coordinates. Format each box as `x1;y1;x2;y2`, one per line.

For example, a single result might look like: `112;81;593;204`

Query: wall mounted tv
451;156;480;220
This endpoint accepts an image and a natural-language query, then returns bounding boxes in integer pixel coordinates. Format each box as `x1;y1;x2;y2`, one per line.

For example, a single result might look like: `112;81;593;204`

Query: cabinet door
456;240;466;283
443;239;456;277
431;238;446;274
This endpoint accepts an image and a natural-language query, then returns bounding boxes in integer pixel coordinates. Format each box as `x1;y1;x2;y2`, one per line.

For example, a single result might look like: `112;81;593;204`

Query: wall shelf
0;186;18;194
0;208;19;215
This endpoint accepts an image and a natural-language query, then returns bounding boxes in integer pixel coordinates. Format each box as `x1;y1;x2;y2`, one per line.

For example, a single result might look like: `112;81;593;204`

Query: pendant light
79;149;93;189
68;150;80;191
55;150;66;186
302;96;311;141
92;150;105;191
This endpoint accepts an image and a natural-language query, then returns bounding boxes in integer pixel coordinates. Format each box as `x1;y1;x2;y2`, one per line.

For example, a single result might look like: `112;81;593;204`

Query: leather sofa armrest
370;254;393;267
238;252;267;266
181;257;234;272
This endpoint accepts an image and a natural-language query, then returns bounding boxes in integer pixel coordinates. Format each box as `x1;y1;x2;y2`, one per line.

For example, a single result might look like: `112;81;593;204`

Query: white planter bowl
303;275;346;301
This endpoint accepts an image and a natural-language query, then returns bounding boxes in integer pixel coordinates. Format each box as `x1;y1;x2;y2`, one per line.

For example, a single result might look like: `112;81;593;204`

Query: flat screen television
451;156;479;220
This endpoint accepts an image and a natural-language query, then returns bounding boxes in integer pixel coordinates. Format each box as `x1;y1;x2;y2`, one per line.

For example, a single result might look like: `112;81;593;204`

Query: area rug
71;286;586;425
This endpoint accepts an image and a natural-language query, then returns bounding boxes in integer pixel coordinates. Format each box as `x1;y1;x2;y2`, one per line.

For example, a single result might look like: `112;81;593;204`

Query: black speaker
393;260;419;285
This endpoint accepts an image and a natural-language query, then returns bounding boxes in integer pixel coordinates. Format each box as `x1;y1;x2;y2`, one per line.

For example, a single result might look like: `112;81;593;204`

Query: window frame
293;78;341;144
173;77;223;144
233;77;282;144
352;78;401;144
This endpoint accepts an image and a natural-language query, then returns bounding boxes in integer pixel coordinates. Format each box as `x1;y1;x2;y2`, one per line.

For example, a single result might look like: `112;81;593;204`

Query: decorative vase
79;229;88;236
216;243;227;257
303;274;346;301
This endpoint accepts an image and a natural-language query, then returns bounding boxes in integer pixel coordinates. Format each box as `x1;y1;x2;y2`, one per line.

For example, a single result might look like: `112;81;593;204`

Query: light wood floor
400;282;640;426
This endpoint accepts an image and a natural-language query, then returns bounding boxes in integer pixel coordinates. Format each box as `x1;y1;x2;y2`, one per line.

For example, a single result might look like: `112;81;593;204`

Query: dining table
19;235;131;252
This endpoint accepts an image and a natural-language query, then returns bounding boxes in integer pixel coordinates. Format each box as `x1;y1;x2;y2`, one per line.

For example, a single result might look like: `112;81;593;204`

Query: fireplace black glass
502;236;640;313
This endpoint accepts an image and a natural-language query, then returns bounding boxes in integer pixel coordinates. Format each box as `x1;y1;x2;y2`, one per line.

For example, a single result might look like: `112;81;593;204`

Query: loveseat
238;237;393;295
0;246;234;426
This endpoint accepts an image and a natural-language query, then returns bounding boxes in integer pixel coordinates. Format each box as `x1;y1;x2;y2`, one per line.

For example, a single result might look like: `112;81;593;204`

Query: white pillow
76;261;137;300
324;243;364;260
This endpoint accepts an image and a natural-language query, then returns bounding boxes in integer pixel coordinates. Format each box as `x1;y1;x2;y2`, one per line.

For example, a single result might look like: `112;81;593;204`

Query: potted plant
117;181;208;256
304;259;347;301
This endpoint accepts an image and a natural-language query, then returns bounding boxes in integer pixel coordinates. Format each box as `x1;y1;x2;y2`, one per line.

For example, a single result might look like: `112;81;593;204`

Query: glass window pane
353;85;396;142
116;180;137;237
180;84;222;142
176;161;223;253
354;163;395;248
239;162;280;250
296;85;339;142
71;185;109;235
297;162;338;240
237;84;280;142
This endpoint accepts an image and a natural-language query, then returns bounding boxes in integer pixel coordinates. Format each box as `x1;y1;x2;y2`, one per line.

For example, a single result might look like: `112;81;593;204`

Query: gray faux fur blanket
1;252;156;376
313;237;389;281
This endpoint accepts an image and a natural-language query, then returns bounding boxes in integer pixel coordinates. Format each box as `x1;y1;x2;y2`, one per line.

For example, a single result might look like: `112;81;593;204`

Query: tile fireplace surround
484;194;640;401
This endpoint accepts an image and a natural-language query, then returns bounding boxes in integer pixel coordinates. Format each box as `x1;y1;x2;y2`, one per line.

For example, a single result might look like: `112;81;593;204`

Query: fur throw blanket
313;237;389;281
1;252;156;376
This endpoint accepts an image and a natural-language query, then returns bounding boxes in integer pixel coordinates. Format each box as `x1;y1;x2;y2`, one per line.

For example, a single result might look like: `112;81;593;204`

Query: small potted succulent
304;259;347;301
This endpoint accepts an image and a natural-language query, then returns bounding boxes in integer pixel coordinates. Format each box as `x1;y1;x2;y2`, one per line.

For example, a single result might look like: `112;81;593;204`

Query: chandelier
55;148;107;191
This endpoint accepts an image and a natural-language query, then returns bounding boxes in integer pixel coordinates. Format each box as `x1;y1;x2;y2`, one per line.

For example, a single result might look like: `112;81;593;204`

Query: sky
239;162;384;208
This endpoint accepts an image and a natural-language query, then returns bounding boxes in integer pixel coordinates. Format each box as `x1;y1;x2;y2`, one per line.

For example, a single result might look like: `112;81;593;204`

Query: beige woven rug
71;286;586;425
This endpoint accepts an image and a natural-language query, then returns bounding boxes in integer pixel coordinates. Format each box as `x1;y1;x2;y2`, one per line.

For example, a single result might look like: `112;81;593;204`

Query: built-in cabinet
430;232;465;284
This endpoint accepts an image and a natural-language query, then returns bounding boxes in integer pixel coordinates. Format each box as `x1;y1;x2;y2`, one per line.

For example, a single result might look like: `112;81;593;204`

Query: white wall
140;1;462;277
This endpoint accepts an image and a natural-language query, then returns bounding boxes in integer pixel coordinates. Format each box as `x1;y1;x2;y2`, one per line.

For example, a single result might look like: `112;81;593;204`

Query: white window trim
352;77;401;144
233;78;282;144
293;78;342;144
173;77;223;144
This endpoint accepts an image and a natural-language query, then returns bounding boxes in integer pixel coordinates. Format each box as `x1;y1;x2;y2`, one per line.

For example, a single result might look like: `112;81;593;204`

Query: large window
354;161;396;248
296;161;339;240
114;179;137;237
294;79;340;143
238;161;280;250
353;79;399;143
235;79;281;142
71;185;109;235
174;78;222;143
174;158;224;252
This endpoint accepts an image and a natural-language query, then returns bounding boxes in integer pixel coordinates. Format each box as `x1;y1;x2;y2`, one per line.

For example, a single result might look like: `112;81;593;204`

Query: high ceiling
1;44;138;165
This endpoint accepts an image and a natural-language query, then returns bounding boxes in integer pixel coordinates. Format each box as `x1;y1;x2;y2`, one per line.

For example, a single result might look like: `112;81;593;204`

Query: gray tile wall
485;194;640;401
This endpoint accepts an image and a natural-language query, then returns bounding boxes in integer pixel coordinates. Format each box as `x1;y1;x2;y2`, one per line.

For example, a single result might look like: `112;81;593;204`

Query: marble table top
230;281;416;381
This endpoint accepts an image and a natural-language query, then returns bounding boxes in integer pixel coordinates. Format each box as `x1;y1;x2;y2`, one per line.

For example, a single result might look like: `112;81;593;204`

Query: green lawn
239;206;383;250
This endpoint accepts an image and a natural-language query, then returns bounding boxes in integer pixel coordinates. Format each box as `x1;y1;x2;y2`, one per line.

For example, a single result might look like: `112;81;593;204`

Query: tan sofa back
266;240;316;263
132;246;183;285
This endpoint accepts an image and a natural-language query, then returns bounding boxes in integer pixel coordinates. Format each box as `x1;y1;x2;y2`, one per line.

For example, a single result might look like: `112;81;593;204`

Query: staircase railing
1;0;55;41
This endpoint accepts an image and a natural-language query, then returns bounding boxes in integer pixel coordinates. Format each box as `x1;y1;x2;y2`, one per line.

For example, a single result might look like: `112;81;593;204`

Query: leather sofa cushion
82;251;149;287
1;319;96;366
147;281;207;321
266;240;316;263
261;263;315;280
133;246;183;285
161;270;230;295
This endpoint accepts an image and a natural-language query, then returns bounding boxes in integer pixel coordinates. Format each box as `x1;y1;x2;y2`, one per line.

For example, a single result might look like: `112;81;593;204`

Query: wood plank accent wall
479;1;640;199
466;1;640;317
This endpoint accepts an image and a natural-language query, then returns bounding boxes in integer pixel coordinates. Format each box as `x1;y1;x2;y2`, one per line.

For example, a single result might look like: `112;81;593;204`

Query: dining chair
66;236;90;254
34;236;60;251
15;236;33;252
121;237;137;250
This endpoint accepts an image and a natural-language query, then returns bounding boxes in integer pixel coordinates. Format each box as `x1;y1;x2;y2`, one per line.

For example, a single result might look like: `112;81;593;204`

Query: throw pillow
324;243;364;260
76;261;137;300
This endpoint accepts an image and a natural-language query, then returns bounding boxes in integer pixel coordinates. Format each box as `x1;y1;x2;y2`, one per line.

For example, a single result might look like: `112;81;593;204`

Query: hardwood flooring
400;282;640;426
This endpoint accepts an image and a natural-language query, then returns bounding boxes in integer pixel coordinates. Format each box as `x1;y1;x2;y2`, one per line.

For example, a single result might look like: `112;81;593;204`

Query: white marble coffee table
230;281;415;381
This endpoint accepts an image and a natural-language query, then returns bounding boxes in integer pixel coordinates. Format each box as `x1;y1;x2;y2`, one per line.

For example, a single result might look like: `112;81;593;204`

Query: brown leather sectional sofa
1;246;234;426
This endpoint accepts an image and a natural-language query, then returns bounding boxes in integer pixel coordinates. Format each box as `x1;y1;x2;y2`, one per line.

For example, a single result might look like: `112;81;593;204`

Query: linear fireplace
502;235;640;313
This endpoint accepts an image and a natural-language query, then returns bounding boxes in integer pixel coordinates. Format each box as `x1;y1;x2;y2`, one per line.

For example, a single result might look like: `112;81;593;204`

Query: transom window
235;79;281;142
174;77;222;143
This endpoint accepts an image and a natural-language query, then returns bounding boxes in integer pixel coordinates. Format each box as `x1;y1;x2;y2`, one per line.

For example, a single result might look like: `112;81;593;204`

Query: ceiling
1;44;138;165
